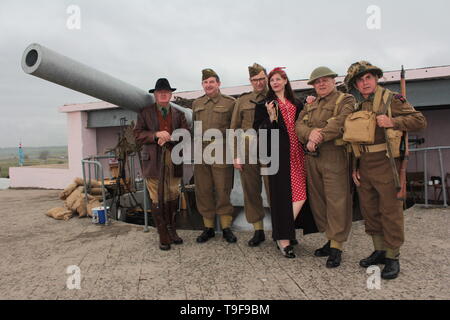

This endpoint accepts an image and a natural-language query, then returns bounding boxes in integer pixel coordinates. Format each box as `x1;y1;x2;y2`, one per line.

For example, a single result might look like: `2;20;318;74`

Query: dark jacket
254;98;318;236
134;103;189;179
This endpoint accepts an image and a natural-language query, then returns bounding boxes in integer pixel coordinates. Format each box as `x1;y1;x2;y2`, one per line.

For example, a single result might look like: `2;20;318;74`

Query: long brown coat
134;104;189;179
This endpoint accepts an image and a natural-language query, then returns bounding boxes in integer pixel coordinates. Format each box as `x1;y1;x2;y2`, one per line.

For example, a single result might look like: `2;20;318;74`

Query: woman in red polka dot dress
254;67;317;258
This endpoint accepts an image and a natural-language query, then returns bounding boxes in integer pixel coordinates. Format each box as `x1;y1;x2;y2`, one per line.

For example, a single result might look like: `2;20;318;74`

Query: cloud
0;0;449;147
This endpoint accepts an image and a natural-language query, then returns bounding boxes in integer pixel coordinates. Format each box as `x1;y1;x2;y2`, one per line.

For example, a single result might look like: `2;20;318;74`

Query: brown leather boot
151;203;171;250
166;200;183;245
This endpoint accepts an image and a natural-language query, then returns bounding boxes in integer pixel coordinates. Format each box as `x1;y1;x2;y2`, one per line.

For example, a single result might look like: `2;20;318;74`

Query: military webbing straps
333;93;346;146
333;92;346;117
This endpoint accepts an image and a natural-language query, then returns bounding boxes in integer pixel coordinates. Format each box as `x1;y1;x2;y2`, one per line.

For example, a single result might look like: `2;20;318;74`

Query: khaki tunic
296;89;355;242
355;86;427;249
230;90;270;224
192;92;236;218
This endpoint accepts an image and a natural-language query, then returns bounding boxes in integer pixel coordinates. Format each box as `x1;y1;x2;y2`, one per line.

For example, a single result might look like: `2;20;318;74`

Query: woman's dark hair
266;68;298;104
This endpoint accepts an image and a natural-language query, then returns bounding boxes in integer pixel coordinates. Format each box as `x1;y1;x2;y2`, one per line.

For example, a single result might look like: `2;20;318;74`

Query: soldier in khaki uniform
230;63;270;247
295;67;355;268
193;69;237;243
344;61;427;279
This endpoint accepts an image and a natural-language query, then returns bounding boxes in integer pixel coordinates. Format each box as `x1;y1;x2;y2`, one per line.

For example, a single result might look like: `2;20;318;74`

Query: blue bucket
92;207;107;224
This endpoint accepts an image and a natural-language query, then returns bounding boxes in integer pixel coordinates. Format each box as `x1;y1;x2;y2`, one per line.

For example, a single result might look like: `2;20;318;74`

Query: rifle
396;66;409;201
380;93;401;192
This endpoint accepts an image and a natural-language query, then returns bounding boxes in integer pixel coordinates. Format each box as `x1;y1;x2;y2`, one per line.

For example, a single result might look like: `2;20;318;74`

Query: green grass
0;146;68;178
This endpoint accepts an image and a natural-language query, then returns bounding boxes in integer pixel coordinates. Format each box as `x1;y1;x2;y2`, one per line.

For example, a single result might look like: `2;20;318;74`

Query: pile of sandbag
46;177;104;221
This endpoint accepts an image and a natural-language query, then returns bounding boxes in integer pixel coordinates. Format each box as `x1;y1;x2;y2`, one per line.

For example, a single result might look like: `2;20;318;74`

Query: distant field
0;146;68;178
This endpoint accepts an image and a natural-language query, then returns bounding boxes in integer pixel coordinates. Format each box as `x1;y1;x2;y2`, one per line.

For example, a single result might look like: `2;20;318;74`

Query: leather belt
359;143;387;153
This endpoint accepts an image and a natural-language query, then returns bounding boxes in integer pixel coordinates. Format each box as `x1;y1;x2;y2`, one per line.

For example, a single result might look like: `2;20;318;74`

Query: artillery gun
21;43;270;231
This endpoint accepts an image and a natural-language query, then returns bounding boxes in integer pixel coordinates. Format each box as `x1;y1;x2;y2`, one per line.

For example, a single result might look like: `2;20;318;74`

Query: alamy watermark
66;265;81;290
170;122;280;175
366;265;381;290
66;5;81;30
367;5;381;30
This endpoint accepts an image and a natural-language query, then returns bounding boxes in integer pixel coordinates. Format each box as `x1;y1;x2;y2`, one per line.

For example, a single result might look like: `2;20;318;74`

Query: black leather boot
314;240;331;257
359;250;386;268
222;228;237;243
381;258;400;280
248;230;265;247
326;248;342;268
167;200;183;245
196;228;215;243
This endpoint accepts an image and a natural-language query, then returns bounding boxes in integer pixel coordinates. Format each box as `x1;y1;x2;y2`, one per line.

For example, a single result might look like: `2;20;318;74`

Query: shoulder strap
333;92;346;117
372;87;384;113
381;89;394;116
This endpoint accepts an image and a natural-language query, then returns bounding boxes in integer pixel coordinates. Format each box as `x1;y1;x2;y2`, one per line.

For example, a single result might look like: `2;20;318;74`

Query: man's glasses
250;77;266;83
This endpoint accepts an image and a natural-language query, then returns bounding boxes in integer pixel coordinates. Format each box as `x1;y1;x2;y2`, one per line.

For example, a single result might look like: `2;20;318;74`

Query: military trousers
239;163;270;224
306;144;352;243
357;151;404;249
194;164;234;219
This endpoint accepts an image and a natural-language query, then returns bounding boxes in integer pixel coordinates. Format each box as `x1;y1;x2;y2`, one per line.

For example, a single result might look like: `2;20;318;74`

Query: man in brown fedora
230;63;270;246
134;78;189;250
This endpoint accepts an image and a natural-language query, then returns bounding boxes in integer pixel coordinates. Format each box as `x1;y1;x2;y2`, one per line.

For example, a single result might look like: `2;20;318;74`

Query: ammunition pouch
343;110;377;144
386;129;402;158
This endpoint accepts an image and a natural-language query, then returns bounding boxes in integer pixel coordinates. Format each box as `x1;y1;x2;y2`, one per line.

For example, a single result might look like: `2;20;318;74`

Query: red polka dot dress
278;98;307;202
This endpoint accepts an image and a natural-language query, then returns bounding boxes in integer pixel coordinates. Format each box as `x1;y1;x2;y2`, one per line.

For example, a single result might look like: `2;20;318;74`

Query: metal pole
88;160;92;194
81;161;89;211
83;160;109;224
424;150;428;207
131;155;136;190
94;156;99;182
438;148;448;207
143;178;149;232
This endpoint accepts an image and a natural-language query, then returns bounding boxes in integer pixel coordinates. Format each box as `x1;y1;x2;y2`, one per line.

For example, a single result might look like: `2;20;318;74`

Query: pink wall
407;109;450;179
9;167;73;189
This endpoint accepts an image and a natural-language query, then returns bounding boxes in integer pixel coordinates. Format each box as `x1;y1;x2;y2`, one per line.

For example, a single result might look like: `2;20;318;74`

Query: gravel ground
0;188;448;300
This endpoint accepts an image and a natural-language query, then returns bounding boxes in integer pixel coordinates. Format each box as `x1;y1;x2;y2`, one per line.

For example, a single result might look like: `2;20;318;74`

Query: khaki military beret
248;63;266;77
202;68;219;81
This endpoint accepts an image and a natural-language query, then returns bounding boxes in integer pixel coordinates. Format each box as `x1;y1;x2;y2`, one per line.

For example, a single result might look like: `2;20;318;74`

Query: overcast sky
0;0;449;148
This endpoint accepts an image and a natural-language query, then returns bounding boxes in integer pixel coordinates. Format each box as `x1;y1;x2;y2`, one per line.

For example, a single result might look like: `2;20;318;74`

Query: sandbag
74;177;102;188
65;186;84;209
59;182;78;200
90;195;104;201
46;207;73;221
75;198;87;218
88;187;104;196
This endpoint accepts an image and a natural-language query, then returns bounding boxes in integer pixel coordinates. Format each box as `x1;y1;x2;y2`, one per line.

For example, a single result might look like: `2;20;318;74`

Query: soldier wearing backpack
343;61;427;279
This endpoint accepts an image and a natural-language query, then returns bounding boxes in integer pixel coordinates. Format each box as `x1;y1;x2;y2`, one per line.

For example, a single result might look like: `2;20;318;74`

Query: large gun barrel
21;43;192;123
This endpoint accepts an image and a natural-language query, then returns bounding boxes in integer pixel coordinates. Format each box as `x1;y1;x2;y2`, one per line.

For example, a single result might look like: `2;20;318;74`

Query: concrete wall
407;109;450;180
